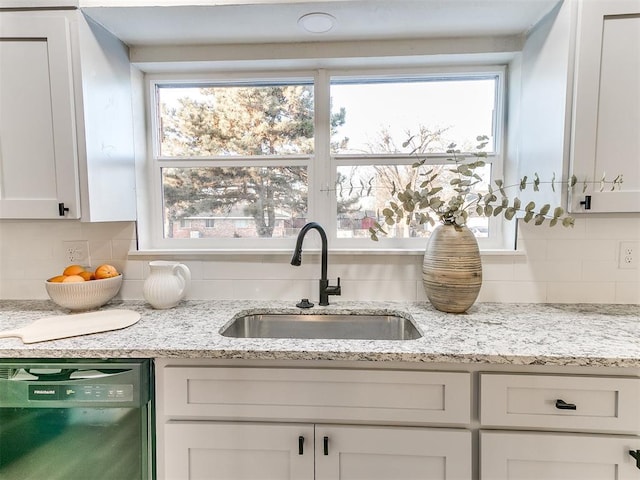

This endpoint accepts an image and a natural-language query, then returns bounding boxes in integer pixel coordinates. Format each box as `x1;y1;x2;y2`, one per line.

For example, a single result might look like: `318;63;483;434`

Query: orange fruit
62;275;85;283
79;270;95;281
48;275;67;283
94;264;119;279
63;264;85;276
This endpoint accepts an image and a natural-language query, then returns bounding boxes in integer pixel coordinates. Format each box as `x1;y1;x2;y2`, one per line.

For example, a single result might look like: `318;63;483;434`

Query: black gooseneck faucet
291;222;341;306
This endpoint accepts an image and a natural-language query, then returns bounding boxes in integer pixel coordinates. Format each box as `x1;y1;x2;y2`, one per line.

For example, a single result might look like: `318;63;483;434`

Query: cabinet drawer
162;367;471;425
480;373;640;433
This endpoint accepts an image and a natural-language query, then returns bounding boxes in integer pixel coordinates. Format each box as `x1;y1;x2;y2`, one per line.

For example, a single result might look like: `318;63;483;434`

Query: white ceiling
81;0;562;47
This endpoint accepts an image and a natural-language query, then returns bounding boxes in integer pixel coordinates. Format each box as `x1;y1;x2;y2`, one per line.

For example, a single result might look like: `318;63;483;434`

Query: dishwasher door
0;359;153;480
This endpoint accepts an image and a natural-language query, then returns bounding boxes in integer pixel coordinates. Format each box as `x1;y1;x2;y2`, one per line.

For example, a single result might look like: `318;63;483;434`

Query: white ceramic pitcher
143;261;191;309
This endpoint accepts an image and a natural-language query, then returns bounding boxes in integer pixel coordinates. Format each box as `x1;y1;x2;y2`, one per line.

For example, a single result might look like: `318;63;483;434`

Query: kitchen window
141;68;504;251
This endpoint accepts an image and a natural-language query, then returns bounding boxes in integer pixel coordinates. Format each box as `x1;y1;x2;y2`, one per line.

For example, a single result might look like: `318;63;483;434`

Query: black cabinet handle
298;436;304;455
58;202;70;217
630;450;640;469
323;436;329;455
580;195;592;210
555;399;577;410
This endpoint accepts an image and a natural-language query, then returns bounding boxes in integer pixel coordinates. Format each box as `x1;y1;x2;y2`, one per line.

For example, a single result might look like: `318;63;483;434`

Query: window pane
162;167;307;239
330;77;496;155
336;164;491;239
158;83;314;157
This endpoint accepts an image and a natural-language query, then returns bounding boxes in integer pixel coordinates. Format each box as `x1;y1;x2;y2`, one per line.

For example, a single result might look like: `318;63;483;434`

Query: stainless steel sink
221;313;422;340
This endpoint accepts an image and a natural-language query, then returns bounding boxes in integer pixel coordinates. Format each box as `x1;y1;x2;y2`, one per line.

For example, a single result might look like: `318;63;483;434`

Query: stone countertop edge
0;300;638;367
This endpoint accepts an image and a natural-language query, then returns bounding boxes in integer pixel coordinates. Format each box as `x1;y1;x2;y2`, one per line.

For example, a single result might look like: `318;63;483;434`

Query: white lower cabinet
164;422;471;480
164;422;315;480
157;364;472;480
156;363;640;480
315;424;470;480
479;373;640;480
481;431;639;480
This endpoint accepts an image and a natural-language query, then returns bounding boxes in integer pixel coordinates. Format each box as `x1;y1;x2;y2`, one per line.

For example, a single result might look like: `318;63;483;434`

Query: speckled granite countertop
0;300;638;367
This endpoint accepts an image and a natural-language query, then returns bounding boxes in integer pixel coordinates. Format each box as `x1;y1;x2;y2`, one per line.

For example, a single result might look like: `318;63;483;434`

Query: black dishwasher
0;359;153;480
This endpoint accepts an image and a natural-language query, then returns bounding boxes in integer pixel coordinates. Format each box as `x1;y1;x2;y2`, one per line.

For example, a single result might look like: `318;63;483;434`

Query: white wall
1;217;638;304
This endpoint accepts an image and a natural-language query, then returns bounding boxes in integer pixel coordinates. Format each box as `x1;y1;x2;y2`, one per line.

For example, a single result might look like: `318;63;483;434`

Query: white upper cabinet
569;0;640;213
0;14;79;219
0;9;136;221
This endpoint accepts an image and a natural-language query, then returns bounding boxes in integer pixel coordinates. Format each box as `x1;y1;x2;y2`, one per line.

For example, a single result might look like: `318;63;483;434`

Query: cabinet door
481;431;640;479
316;425;471;480
570;0;640;213
0;13;80;219
163;422;314;480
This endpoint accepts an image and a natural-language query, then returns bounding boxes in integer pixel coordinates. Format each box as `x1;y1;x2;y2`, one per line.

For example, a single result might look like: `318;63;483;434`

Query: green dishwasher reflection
0;407;142;479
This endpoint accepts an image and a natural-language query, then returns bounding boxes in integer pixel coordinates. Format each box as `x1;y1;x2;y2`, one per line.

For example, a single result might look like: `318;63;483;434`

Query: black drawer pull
298;436;304;455
323;436;329;455
630;450;640;469
555;399;577;410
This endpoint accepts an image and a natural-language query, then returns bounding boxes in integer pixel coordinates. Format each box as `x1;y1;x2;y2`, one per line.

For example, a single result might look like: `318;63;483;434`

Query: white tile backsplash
1;216;638;304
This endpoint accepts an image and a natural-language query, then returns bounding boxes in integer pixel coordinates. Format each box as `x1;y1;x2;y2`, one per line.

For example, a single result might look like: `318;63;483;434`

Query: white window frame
325;67;506;251
139;71;317;251
138;66;506;252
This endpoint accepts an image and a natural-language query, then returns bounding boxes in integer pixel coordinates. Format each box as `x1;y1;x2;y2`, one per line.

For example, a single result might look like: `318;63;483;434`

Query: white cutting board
0;309;141;344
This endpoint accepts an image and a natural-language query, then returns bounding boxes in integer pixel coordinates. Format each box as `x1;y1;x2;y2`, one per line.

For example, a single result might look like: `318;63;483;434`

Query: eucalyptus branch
369;134;623;241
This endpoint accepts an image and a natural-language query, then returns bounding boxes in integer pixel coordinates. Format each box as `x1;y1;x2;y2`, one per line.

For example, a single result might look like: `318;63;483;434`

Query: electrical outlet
63;241;90;264
618;241;639;269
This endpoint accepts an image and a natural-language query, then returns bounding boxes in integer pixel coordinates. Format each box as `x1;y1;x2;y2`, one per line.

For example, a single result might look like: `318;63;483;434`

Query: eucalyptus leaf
570;175;577;187
505;207;516;220
519;176;528;191
553;206;564;218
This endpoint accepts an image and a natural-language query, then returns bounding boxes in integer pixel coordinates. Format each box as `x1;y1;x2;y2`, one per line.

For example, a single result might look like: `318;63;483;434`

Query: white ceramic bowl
45;275;123;311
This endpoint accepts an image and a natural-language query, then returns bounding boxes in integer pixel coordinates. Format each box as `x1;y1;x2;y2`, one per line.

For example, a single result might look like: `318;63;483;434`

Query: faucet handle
327;277;341;296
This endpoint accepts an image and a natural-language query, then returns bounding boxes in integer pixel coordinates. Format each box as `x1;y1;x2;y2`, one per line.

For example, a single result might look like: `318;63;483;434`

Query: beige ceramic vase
422;223;482;313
